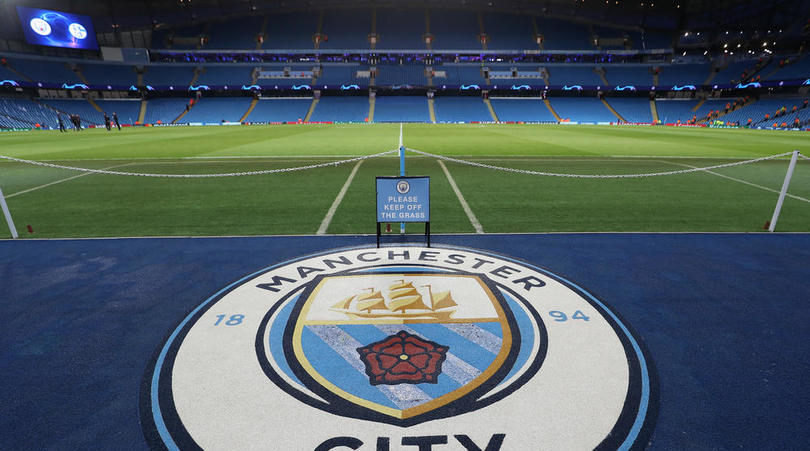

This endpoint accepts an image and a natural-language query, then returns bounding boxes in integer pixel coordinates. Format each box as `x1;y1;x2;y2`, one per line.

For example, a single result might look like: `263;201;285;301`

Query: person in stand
104;112;112;131
113;112;121;130
57;115;66;132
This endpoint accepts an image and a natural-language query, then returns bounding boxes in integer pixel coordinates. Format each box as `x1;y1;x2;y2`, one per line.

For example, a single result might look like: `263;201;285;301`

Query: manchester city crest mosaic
141;246;657;450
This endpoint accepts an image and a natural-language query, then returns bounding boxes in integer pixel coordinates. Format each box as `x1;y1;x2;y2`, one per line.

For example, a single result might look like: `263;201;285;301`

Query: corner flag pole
768;150;799;232
0;187;19;239
399;123;405;234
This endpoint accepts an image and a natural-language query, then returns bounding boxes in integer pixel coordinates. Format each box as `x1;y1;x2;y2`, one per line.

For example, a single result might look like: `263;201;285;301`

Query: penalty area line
659;160;810;204
438;160;484;234
5;162;137;199
317;160;364;234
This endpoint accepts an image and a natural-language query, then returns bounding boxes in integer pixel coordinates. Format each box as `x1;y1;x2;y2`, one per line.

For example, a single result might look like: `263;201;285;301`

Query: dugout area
1;233;809;449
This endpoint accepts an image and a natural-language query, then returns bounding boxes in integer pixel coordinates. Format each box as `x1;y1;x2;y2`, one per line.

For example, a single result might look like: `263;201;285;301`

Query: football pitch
0;123;808;238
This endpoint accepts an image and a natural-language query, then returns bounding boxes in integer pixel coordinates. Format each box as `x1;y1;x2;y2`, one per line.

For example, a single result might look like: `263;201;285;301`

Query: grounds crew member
113;112;121;130
57;115;66;132
104;113;112;131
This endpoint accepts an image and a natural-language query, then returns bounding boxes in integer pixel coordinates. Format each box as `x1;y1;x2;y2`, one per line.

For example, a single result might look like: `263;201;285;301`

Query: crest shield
286;272;517;425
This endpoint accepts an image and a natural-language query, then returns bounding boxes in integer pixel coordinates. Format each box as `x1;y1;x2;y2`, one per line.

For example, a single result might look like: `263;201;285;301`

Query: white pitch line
399;123;404;148
5;162;136;199
438;160;484;234
317;160;363;234
660;160;810;204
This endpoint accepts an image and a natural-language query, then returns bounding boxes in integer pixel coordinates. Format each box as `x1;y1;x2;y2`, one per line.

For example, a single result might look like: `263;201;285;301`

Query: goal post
0;187;19;239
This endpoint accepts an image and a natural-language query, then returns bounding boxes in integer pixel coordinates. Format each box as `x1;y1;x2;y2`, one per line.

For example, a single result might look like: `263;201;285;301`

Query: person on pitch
57;115;66;133
113;112;121;130
104;113;112;131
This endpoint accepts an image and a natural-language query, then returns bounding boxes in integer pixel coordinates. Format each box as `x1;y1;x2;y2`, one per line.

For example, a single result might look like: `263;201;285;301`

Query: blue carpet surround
1;234;809;449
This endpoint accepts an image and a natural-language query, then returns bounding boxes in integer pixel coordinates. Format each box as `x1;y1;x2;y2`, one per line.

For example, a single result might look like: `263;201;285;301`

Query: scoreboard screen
17;6;98;50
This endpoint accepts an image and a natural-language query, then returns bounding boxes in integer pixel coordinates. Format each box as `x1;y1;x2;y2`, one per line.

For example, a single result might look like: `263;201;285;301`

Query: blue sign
671;85;696;91
376;176;430;223
562;85;583;91
17;6;98;50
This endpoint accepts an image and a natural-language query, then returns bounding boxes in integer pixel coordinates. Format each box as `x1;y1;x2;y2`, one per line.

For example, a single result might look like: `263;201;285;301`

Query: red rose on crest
357;330;449;385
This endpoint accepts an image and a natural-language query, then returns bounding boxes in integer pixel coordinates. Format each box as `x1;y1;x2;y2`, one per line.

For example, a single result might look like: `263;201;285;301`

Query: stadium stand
309;96;368;122
656;63;711;86
766;56;810;81
655;99;700;123
374;65;426;86
79;64;138;87
195;66;254;86
547;66;603;86
536;17;593;50
433;97;491;122
429;10;480;50
435;65;486;85
181;97;252;123
245;99;311;122
6;58;81;85
548;97;616;123
263;12;319;49
142;65;195;87
0;97;59;128
490;98;557;122
607;97;653;123
141;98;191;124
94;100;142;125
481;12;535;50
152;24;207;50
39;99;104;125
374;97;429;122
603;66;654;86
375;8;425;49
316;65;362;86
320;9;372;49
206;16;264;49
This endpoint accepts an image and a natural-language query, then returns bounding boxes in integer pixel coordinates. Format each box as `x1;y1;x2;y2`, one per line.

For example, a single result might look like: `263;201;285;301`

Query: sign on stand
376;176;430;247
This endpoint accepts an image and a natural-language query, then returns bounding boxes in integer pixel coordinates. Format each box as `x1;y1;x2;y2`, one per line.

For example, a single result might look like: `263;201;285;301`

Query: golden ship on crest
330;280;458;320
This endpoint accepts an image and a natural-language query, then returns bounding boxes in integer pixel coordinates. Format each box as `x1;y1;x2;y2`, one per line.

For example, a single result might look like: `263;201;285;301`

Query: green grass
0;123;808;238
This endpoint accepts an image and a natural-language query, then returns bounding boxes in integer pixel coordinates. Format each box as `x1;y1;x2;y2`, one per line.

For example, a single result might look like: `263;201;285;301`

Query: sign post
376;176;430;247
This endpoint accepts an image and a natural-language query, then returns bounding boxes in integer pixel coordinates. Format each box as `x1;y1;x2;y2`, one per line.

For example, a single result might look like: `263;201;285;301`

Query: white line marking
438;160;484;234
660;160;810;204
5;163;136;199
317;160;363;234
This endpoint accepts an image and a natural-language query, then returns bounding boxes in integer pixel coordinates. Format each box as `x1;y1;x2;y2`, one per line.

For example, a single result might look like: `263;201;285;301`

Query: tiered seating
608;97;653;122
320;9;371;49
435;65;485;85
713;61;756;85
603;66;653;86
40;99;104;125
434;97;491;122
80;64;137;86
547;98;615;123
143;66;195;87
374;65;426;86
245;99;311;122
182;97;251;123
643;30;673;49
655;99;700;123
263;12;318;49
374;97;429;122
766;57;810;81
257;65;315;87
547;66;602;86
722;98;807;126
536;18;593;50
7;58;80;85
430;10;480;50
657;64;711;87
152;24;207;49
94;100;142;125
0;64;19;81
0;98;58;128
317;66;362;85
310;97;368;122
490;98;557;122
482;12;534;50
195;67;253;86
206;16;264;49
376;8;424;49
142;98;190;124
